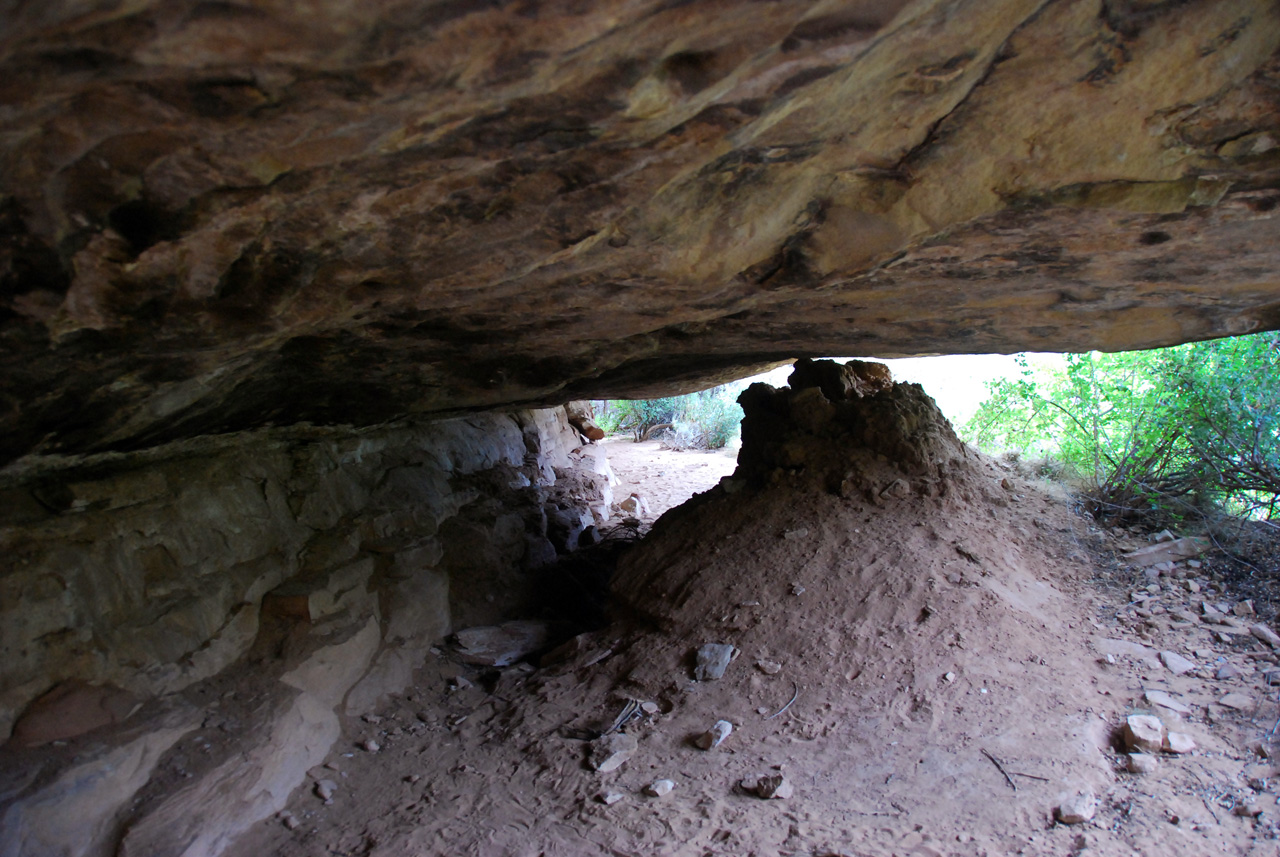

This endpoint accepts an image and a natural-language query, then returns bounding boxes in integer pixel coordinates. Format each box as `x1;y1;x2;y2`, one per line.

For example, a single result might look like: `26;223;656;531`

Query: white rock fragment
694;643;735;681
1163;732;1196;754
1159;651;1196;675
645;779;674;797
1127;753;1159;774
315;779;338;802
279;810;301;829
589;732;638;773
640;701;660;715
598;792;624;805
362;739;380;752
756;660;783;675
695;720;733;750
1055;789;1097;824
1122;714;1166;754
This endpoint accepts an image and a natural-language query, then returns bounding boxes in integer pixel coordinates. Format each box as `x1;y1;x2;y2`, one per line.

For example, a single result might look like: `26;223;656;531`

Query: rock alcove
2;0;1280;854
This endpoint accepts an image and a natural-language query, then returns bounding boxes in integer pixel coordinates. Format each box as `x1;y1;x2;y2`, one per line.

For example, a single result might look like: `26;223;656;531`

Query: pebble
589;732;638;773
790;583;806;596
756;660;783;675
1127;753;1159;774
1159;651;1196;675
1164;732;1196;754
362;739;381;752
645;779;675;797
1235;600;1256;616
1216;663;1243;680
1186;581;1201;594
694;643;736;681
640;701;660;715
748;774;794;800
1056;789;1097;824
1123;714;1166;754
279;810;301;829
695;720;733;750
315;779;338;802
599;792;624;805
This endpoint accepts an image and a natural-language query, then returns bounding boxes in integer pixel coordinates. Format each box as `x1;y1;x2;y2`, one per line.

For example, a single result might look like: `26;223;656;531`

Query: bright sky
741;353;1067;427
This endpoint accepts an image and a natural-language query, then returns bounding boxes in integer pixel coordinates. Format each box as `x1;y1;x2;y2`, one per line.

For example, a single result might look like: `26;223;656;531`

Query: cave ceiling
1;0;1279;464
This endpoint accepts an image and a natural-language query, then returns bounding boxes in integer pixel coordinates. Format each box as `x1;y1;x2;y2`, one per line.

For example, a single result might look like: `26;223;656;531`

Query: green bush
596;386;743;449
962;334;1280;527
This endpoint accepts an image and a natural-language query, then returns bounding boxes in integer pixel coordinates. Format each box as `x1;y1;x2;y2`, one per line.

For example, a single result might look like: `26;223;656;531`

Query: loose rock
362;739;380;752
1251;624;1280;649
1127;753;1159;774
598;792;624;805
1216;663;1243;680
751;774;794;800
589;732;638;773
756;660;783;675
1122;714;1166;754
1219;692;1255;712
695;720;733;750
279;810;301;829
1055;789;1097;824
645;779;674;797
1144;689;1191;715
315;779;338;802
1164;732;1196;754
694;643;735;681
1159;651;1196;675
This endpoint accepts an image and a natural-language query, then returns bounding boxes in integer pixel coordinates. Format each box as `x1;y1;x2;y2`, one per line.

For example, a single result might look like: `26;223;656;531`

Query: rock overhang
1;0;1279;464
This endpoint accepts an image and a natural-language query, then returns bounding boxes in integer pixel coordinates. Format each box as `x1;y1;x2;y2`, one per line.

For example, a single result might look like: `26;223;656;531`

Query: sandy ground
601;437;739;520
227;441;1280;857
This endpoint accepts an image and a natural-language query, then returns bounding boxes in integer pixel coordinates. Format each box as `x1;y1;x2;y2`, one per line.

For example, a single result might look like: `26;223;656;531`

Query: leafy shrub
595;386;743;449
962;334;1280;528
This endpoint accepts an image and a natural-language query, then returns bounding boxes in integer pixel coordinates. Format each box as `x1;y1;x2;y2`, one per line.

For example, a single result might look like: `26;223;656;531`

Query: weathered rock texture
2;0;1279;463
0;405;601;742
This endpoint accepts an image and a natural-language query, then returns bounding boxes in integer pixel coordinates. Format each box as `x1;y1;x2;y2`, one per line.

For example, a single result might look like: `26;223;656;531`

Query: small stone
315;779;338;801
694;643;736;681
450;676;472;690
1144;689;1191;714
695;720;733;750
362;739;381;752
1164;732;1196;754
1251;624;1280;649
645;779;674;797
756;660;783;675
362;714;382;724
1235;600;1256;617
1055;789;1097;824
1127;753;1159;774
640;701;660;715
1186;581;1201;593
1235;802;1263;818
790;583;806;596
589;732;638;773
1123;714;1166;754
1219;692;1256;712
1216;663;1243;680
753;774;793;800
1187;559;1202;569
599;792;624;805
279;810;301;829
1159;651;1196;675
944;671;957;682
405;774;421;784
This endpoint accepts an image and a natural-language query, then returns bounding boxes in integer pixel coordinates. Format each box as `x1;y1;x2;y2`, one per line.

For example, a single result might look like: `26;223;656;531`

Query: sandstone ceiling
1;0;1279;464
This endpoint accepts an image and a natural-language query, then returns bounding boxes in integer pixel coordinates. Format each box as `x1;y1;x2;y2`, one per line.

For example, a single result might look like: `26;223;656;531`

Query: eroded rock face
1;0;1278;463
0;406;599;742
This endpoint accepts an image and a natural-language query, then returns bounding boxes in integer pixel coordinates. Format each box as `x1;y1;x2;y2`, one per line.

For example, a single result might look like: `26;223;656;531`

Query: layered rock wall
0;405;604;742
